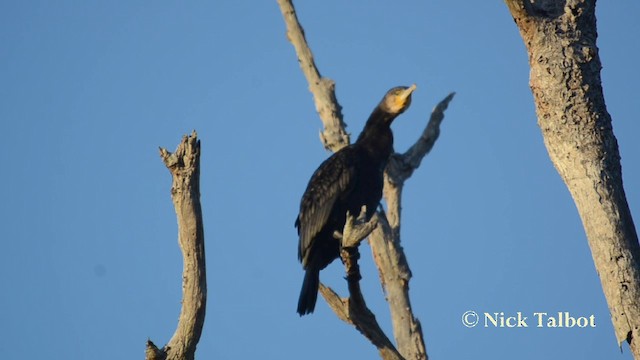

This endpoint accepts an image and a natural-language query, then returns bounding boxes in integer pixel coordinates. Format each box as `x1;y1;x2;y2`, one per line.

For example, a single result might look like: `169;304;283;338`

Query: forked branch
320;207;405;360
369;94;454;360
146;131;207;360
278;1;453;359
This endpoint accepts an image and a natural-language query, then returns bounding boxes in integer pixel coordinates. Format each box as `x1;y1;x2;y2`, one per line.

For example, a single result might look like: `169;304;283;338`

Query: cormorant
295;84;417;315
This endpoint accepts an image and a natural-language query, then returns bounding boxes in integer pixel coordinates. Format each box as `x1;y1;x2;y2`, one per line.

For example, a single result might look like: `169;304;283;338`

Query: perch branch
146;131;207;360
369;93;455;360
341;206;380;248
393;92;455;183
320;208;405;360
278;1;454;359
276;0;350;152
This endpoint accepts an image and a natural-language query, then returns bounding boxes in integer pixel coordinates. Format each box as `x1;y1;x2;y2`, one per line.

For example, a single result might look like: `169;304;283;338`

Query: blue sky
1;1;638;359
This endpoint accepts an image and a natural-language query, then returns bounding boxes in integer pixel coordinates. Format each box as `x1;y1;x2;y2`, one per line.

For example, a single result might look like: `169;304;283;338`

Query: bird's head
380;84;417;115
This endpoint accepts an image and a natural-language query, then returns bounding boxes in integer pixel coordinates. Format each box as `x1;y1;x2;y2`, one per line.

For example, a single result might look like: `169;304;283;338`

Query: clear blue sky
1;1;638;359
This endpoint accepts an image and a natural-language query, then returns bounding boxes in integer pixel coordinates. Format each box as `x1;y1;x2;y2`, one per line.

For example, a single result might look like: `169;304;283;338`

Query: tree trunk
505;0;640;356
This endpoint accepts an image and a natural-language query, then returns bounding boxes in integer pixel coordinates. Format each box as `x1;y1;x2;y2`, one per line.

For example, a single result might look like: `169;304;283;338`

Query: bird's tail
297;268;319;316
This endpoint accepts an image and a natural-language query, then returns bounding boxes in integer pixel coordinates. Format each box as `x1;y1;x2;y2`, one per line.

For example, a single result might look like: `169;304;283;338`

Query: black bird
295;84;417;315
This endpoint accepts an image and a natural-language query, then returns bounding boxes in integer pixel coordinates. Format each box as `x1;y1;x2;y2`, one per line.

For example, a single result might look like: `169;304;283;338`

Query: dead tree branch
320;208;405;360
276;0;349;152
392;92;456;183
369;93;454;360
278;1;454;359
505;0;640;357
147;131;207;360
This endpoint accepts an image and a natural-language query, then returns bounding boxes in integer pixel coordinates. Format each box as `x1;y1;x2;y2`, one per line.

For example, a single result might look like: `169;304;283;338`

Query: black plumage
295;85;416;315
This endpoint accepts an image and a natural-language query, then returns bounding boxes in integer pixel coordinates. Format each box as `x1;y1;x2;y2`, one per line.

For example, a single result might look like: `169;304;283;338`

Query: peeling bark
505;0;640;356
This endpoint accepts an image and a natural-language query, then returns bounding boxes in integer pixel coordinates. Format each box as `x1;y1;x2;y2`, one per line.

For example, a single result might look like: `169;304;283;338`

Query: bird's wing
296;147;357;263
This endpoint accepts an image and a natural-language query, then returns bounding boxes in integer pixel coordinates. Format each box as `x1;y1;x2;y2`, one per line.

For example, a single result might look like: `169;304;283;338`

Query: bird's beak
393;84;416;111
401;84;417;101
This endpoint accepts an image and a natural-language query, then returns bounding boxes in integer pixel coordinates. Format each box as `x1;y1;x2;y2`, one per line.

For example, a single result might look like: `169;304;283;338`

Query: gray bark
320;209;405;360
370;93;453;360
277;1;454;359
505;1;640;357
276;1;403;357
147;131;207;360
276;0;349;153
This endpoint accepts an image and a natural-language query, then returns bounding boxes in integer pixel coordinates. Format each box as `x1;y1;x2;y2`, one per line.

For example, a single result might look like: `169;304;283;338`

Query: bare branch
369;206;426;360
318;284;404;360
145;340;166;360
341;206;379;248
318;284;350;322
278;1;402;353
389;92;455;184
278;2;454;359
320;208;405;360
148;131;207;360
276;0;350;152
368;93;456;360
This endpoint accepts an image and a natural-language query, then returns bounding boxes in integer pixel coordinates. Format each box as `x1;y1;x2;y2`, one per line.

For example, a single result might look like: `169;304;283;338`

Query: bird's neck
355;107;395;159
